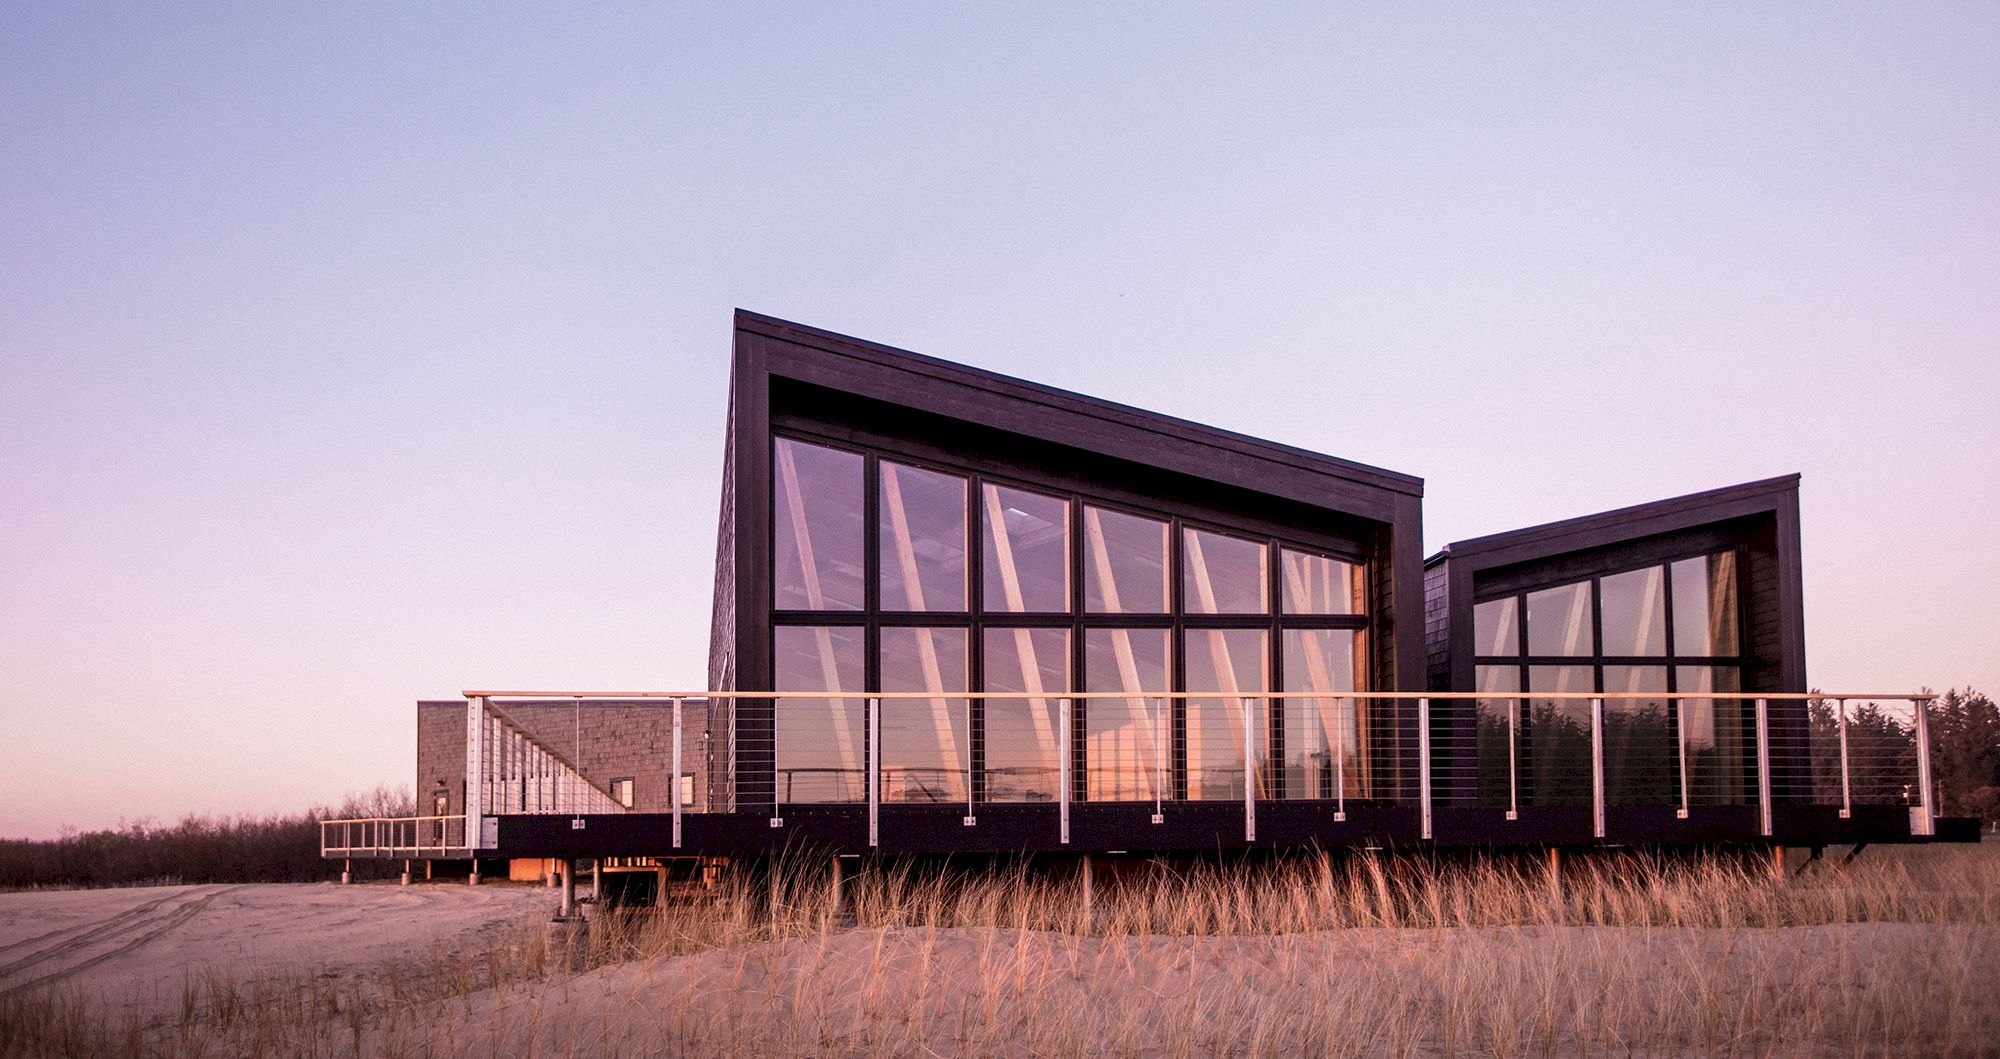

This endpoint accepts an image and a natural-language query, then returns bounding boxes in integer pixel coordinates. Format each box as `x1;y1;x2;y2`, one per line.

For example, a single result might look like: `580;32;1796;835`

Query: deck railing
320;815;468;856
319;691;1937;858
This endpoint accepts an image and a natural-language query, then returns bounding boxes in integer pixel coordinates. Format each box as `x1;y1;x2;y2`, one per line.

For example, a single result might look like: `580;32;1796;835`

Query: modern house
323;312;1971;880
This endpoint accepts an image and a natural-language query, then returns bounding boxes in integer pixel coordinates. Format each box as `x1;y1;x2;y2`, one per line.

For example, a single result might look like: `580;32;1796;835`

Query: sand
0;881;555;1024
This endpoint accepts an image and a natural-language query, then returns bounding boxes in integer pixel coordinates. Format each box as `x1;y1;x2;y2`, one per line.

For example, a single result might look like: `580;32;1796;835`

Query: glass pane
1603;666;1672;805
1281;629;1365;800
878;462;967;612
1679;666;1747;805
879;627;969;804
1083;506;1168;614
1280;549;1363;615
1183;528;1268;614
1185;628;1268;799
1672;553;1740;656
1475;665;1521;808
772;439;864;610
1084;628;1169;801
773;625;865;802
1527;665;1593;806
982;485;1069;612
1599;567;1666;656
983;627;1069;803
1474;597;1520;658
1526;582;1594;656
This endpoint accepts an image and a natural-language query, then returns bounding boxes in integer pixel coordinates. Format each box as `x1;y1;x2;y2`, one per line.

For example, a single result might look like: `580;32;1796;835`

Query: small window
611;777;635;809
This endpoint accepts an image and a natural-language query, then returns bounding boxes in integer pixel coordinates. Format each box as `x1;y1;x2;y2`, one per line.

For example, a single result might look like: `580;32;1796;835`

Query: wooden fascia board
740;327;1416;525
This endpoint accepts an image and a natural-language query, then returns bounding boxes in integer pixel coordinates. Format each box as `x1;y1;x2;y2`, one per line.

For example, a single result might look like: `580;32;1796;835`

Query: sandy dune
0;882;554;1023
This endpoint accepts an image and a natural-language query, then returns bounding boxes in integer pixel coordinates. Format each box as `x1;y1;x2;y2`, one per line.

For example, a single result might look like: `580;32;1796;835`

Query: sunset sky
3;5;1995;838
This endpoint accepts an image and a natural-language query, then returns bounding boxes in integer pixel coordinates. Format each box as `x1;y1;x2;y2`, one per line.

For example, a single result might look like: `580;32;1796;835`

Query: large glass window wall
771;434;1371;806
1471;552;1744;808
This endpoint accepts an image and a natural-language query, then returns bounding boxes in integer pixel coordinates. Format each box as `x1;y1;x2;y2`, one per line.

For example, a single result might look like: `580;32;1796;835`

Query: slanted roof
1425;474;1800;570
736;310;1423;520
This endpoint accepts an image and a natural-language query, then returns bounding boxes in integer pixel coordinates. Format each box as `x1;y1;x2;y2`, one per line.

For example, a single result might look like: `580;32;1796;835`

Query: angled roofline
1425;474;1801;568
735;309;1424;498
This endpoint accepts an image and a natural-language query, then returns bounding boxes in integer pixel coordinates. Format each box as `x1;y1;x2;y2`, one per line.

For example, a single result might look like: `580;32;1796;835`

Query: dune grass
4;842;1994;1057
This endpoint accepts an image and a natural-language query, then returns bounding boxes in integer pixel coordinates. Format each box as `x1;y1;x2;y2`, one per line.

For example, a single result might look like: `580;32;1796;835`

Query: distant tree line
0;786;413;890
1929;688;2000;826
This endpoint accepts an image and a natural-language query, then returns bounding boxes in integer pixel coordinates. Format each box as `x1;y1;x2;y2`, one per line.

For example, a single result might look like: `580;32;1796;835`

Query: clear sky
3;5;1995;838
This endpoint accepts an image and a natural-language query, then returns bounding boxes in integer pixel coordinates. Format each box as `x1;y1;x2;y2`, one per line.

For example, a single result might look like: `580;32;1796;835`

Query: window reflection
1678;665;1745;804
879;627;969;804
1280;549;1362;615
1185;628;1268;799
1526;582;1594;656
878;462;966;612
1599;566;1666;656
982;485;1069;612
1083;506;1168;614
1281;629;1364;800
1671;554;1739;656
1183;528;1268;614
773;625;865;802
773;439;864;610
1475;665;1521;808
1085;628;1170;801
1474;597;1518;657
983;627;1069;802
1603;666;1671;805
1527;665;1593;806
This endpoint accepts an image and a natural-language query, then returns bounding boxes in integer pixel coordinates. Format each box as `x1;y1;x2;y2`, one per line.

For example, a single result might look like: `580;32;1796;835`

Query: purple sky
3;6;1995;838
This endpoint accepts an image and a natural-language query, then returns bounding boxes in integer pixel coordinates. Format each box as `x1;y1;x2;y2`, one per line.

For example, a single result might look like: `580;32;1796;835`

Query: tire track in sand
0;886;241;998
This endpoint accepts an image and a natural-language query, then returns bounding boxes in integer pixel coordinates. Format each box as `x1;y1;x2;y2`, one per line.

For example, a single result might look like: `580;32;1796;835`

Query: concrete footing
545;916;587;972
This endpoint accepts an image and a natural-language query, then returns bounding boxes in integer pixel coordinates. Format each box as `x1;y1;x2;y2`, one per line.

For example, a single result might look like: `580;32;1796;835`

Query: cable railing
319;691;1936;858
414;690;1935;853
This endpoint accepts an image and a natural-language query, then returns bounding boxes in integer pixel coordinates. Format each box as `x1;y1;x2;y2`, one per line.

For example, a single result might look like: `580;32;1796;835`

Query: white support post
465;696;487;848
1151;697;1165;825
964;696;976;827
1913;696;1937;837
867;697;881;848
1242;696;1256;843
1059;697;1072;845
1836;698;1852;820
1755;698;1773;837
1334;696;1347;822
1507;696;1519;822
672;697;684;848
1676;694;1690;820
1418;697;1433;841
1591;696;1606;839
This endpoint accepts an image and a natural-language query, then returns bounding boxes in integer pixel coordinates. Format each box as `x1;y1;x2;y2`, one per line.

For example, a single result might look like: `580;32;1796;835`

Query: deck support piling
1546;848;1563;907
341;858;351;885
1079;855;1094;927
559;859;576;918
830;856;844;917
400;860;411;886
469;861;480;886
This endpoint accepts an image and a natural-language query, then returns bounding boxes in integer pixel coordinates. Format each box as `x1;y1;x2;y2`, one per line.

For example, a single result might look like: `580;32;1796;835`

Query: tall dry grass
5;842;1995;1058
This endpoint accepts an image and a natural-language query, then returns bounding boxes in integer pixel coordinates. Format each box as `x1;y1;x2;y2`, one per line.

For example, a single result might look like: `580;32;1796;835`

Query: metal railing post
1334;696;1347;823
1676;694;1690;819
1590;696;1606;839
1507;696;1519;822
1755;698;1773;837
1242;696;1256;843
1836;698;1852;820
1418;697;1433;841
868;696;881;848
465;696;486;846
1151;697;1165;825
1913;696;1937;836
964;696;976;827
1059;697;1072;845
671;697;684;849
